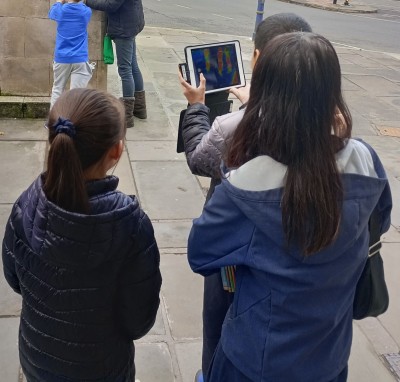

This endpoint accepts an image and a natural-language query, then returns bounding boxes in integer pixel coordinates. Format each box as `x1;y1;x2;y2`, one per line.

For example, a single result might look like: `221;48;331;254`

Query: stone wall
0;0;106;96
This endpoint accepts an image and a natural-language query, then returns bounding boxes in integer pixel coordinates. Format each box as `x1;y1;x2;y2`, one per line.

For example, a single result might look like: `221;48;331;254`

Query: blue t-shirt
49;2;92;64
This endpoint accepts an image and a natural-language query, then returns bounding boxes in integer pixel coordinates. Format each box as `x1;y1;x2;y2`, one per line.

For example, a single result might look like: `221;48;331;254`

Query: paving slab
345;75;400;96
125;115;176;141
345;91;400;122
160;254;203;340
0;317;21;382
376;242;400;346
137;35;172;49
110;149;138;197
349;108;378;136
126;141;185;161
0;205;22;316
147;309;166;336
0;119;47;141
175;341;202;382
135;342;174;382
0;141;46;204
139;47;181;65
359;135;400;178
349;324;396;381
132;161;204;220
152;220;193;249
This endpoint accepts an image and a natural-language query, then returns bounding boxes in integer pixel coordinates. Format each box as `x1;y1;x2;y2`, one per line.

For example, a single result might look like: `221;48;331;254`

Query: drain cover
377;126;400;137
382;353;400;380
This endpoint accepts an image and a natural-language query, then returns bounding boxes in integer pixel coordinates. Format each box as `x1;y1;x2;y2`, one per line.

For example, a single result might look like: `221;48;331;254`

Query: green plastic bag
103;35;114;65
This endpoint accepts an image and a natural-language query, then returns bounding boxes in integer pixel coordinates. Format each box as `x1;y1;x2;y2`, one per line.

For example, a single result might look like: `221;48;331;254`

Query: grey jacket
86;0;144;39
182;103;245;180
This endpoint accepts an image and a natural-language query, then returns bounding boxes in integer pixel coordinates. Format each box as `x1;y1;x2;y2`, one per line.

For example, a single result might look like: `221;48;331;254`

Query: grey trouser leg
70;62;93;89
50;62;93;109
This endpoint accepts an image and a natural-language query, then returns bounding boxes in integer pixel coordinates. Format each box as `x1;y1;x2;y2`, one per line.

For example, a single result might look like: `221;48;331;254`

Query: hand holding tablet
178;70;206;105
181;40;246;94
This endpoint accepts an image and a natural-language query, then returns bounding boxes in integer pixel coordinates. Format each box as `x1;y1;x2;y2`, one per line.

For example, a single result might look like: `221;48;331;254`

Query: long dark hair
226;33;352;255
44;88;126;214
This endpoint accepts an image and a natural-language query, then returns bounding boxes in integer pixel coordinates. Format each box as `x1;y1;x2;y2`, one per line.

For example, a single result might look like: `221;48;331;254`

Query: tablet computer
184;40;246;94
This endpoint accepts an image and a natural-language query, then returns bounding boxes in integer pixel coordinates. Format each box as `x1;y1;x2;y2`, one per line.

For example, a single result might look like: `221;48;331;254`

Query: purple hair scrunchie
53;117;76;139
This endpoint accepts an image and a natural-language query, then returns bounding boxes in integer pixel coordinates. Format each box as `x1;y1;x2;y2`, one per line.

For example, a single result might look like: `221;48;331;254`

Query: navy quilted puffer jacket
2;175;161;382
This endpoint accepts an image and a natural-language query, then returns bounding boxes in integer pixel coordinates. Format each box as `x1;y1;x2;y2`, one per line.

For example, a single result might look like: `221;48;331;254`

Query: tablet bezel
184;40;246;94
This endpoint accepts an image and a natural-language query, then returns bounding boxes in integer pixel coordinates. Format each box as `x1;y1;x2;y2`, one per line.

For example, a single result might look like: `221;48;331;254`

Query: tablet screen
186;41;245;93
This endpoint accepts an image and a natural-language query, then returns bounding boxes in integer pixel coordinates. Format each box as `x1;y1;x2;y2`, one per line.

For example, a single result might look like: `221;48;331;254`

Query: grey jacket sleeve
85;0;125;12
182;103;244;178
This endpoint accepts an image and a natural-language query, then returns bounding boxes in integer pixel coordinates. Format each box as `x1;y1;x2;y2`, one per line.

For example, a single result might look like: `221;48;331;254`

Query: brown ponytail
44;89;126;214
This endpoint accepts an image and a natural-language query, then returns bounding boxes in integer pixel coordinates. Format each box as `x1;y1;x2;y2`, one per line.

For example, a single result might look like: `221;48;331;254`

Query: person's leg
130;38;144;93
70;62;93;89
114;38;135;97
114;38;135;127
202;273;233;375
50;63;71;109
131;37;147;119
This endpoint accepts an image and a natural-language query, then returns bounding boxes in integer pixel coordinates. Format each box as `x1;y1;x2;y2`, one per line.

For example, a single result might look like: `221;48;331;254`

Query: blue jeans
114;37;144;97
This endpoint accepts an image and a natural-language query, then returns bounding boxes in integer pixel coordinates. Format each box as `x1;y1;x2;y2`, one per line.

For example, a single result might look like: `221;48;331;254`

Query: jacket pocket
221;293;271;380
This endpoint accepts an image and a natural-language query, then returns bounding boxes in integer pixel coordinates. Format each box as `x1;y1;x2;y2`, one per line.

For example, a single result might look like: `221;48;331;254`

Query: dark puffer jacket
2;175;161;382
85;0;144;39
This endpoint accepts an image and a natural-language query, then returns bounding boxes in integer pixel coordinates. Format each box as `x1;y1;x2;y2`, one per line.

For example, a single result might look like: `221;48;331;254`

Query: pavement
0;26;400;382
276;0;378;13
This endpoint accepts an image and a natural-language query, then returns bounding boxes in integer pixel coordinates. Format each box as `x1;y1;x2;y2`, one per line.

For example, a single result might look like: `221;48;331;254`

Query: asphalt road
144;0;400;54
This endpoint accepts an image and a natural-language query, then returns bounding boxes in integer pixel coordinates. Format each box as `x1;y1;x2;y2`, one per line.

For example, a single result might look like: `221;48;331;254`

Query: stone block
24;101;50;119
0;58;51;96
0;4;106;97
94;61;108;90
88;20;104;62
0;102;24;118
0;0;25;17
22;0;49;18
25;18;55;59
90;9;105;23
0;17;25;58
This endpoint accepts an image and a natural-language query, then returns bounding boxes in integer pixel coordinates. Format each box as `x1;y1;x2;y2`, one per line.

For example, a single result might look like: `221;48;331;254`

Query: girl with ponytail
2;88;162;382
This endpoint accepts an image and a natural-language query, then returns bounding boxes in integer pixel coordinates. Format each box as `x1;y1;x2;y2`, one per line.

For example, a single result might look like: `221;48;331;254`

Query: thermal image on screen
191;44;240;91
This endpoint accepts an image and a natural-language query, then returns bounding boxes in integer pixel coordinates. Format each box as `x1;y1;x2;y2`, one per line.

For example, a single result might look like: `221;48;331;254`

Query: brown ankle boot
120;97;135;128
133;91;147;119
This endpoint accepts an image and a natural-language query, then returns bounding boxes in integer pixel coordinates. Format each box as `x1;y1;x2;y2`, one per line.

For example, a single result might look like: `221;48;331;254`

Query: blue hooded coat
188;139;392;382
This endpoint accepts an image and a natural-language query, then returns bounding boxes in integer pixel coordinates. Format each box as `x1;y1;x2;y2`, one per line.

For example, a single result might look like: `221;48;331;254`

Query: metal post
252;0;265;41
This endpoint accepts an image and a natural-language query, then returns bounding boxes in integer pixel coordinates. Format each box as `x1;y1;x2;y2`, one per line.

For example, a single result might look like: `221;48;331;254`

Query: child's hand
178;71;206;105
229;83;250;105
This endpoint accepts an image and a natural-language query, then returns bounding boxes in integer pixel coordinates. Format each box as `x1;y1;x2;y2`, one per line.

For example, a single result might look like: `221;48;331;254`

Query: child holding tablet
179;13;313;381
